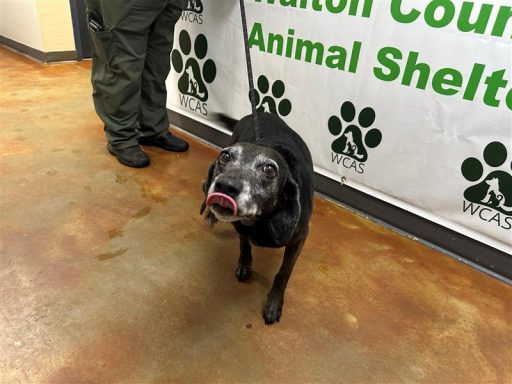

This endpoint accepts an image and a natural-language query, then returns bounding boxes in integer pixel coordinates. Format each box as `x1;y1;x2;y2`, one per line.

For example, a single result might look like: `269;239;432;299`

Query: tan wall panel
36;0;75;52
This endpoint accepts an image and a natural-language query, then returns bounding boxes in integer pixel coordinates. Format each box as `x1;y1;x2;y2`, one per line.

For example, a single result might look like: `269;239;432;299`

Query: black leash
239;0;261;139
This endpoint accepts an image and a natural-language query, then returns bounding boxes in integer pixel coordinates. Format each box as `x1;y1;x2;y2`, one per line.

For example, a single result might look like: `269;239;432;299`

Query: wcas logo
181;0;204;24
461;141;512;230
171;30;216;116
328;101;382;174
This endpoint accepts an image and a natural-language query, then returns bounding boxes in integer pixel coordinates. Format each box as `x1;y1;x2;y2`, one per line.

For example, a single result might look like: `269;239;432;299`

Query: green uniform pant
85;0;187;149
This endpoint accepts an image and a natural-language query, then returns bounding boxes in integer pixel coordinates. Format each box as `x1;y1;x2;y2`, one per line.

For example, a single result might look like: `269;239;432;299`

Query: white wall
0;0;44;50
0;0;75;53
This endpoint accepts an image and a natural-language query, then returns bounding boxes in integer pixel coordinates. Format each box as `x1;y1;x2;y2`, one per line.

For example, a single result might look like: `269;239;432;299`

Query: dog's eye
262;164;277;177
219;152;231;164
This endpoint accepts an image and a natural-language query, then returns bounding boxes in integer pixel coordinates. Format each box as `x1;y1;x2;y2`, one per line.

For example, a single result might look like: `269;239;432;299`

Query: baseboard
0;35;77;63
168;110;511;282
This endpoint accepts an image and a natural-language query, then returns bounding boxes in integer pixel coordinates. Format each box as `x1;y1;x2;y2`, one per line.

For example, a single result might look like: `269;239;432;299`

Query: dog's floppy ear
200;160;216;215
268;176;301;246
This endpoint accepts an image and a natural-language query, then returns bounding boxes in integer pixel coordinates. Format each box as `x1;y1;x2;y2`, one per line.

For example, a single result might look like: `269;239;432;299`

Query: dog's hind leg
236;235;252;282
263;238;305;325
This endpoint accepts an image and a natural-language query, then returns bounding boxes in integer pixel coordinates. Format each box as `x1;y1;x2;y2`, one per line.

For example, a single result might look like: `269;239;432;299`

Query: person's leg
85;0;167;165
138;1;189;152
86;0;145;149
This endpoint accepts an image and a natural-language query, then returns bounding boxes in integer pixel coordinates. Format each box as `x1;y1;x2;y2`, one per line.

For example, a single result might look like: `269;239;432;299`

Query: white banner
167;0;512;255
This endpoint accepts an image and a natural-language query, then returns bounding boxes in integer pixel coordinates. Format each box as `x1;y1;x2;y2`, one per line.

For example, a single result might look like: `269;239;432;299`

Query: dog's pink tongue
206;192;238;216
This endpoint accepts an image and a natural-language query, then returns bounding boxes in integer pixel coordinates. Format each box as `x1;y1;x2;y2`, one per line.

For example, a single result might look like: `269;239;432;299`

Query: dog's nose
215;176;243;198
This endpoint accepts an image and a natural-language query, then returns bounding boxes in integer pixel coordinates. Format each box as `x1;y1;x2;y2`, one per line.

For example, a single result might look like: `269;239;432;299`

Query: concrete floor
0;45;511;384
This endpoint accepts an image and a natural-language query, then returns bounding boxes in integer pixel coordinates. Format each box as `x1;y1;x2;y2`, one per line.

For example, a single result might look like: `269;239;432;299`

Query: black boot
107;143;150;168
139;131;189;152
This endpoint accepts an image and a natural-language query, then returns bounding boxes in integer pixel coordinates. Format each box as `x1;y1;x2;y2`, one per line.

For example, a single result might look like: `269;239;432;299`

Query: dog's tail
212;113;238;131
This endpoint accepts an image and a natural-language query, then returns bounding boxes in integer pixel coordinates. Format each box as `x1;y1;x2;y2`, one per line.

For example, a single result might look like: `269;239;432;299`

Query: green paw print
461;141;512;216
171;30;216;102
252;75;292;117
328;101;382;163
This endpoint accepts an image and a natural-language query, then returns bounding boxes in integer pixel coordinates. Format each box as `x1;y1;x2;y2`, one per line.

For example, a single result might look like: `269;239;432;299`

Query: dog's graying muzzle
214;175;243;198
205;175;242;216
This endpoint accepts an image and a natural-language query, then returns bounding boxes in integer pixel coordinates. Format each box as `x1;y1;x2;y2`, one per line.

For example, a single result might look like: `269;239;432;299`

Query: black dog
200;112;314;324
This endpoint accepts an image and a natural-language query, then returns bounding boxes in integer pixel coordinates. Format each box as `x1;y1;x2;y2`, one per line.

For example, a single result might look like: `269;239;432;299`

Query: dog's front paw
263;296;283;325
235;263;252;282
